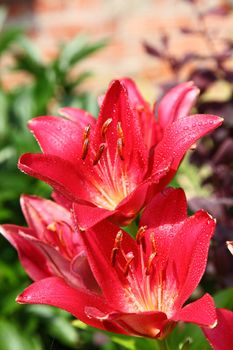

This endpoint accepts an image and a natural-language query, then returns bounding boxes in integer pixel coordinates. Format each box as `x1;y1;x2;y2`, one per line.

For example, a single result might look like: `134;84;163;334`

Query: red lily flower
15;188;233;347
0;195;96;291
18;79;222;229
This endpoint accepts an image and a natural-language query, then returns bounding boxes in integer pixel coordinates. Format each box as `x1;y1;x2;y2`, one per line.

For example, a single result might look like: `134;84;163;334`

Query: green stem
159;338;170;350
124;220;138;237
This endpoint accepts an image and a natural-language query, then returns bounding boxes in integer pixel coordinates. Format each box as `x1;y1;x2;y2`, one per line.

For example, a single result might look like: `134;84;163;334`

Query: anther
93;143;106;165
83;124;91;141
123;252;134;276
111;230;123;266
117;138;124;160
150;232;157;253
117;122;124;145
101;118;112;138
146;252;157;275
81;138;89;160
136;226;147;244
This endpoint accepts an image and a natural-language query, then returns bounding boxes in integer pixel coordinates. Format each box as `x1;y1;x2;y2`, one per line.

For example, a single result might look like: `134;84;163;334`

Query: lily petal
152;114;223;177
21;195;72;239
173;293;217;328
140;188;187;228
168;211;215;309
0;225;52;281
158;81;199;130
59;107;96;128
16;276;110;330
202;308;233;350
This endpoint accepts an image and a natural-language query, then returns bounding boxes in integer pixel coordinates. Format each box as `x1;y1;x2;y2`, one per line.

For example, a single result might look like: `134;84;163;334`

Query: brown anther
123;252;134;276
150;232;157;253
83;124;91;141
101;118;112;138
93;143;106;165
146;252;157;275
136;226;147;244
111;230;123;266
117;122;124;145
47;222;57;232
117;138;124;160
81;138;89;160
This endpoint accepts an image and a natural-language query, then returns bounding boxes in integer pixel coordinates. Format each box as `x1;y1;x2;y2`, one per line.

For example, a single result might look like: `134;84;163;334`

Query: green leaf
0;27;23;55
0;319;42;350
58;35;106;71
214;288;233;309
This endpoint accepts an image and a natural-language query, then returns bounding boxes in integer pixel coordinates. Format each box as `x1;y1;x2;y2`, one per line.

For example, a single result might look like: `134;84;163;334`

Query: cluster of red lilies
1;78;233;349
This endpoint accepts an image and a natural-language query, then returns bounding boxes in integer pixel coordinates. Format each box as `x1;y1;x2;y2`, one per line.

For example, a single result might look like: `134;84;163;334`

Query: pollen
93;143;106;165
117;138;124;160
136;225;147;244
81;138;89;160
111;230;123;266
101;118;112;138
123;252;134;276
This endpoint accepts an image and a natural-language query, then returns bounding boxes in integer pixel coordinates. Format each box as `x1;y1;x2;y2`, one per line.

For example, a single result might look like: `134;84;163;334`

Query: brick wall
1;0;233;97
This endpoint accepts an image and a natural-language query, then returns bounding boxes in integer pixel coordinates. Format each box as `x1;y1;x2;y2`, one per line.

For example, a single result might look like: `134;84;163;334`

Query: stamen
123;252;134;276
93;143;106;165
145;233;157;275
136;225;147;244
101;118;112;138
111;230;123;266
150;232;157;253
117;122;124;145
83;124;91;141
117;138;124;160
81;138;89;160
146;252;157;275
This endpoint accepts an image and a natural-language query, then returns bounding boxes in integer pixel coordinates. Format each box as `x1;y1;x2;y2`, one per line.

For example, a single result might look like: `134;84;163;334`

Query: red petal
0;224;52;281
202;308;233;350
173;293;217;328
20;195;71;239
140;188;187;228
73;202;113;231
168;211;215;309
76;219;139;310
93;80;147;181
87;307;169;338
28;116;84;163
152;114;223;175
59;107;96;128
18;153;92;202
16;276;110;330
158;81;199;130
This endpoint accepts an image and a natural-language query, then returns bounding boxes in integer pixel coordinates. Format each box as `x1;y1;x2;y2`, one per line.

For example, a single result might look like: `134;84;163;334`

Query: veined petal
140;188;187;228
86;307;169;338
16;276;110;330
120;78;158;149
158;81;199;130
59;107;96;128
76;218;139;310
173;294;217;328
93;80;147;185
18;153;93;203
73;203;113;231
152;114;223;176
168;211;215;309
20;195;72;239
0;225;52;281
202;308;233;350
28;116;84;163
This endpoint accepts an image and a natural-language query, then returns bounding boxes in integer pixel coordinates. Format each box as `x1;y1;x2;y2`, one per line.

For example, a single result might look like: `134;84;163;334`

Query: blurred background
0;1;233;350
